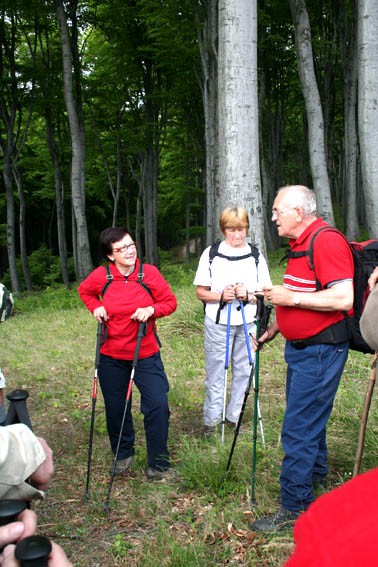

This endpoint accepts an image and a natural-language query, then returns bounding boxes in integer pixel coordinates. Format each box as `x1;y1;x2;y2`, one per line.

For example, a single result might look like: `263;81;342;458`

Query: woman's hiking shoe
202;425;216;438
251;507;303;533
111;456;134;475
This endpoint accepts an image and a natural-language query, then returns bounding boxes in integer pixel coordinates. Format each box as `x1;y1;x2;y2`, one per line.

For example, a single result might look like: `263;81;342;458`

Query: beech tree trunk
56;0;92;279
289;0;335;225
2;152;20;293
217;0;265;253
358;0;378;238
12;163;32;291
45;114;70;287
196;0;218;246
339;1;359;239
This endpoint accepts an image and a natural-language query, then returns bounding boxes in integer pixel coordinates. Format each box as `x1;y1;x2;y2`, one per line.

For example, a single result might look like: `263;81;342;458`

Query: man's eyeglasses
112;242;136;254
271;208;296;218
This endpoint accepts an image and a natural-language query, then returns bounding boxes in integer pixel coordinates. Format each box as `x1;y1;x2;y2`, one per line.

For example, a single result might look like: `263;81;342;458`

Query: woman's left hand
131;306;155;322
234;283;248;302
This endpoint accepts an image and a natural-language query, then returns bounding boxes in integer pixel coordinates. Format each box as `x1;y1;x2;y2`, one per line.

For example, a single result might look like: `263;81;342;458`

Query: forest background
2;2;378;564
1;0;377;292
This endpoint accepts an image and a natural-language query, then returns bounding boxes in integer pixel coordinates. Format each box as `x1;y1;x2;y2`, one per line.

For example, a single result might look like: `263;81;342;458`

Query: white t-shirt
193;241;272;325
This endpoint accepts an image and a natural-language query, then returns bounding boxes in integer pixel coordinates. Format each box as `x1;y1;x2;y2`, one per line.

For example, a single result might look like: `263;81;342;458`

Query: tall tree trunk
56;0;92;279
141;146;159;265
358;0;378;238
340;1;359;239
289;0;335;225
218;0;265;253
2;152;20;293
259;68;276;251
91;111;121;227
0;11;30;293
12;164;32;291
45;114;70;287
114;135;122;227
196;0;218;246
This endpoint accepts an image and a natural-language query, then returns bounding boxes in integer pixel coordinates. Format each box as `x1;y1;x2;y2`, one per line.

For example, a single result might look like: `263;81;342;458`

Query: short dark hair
99;227;134;258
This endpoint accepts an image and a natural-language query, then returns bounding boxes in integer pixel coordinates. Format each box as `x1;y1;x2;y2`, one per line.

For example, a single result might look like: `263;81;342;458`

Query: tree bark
12;162;32;291
45;113;70;287
289;0;335;225
56;0;92;279
339;1;359;239
2;152;20;293
217;0;265;253
196;0;219;246
358;0;378;238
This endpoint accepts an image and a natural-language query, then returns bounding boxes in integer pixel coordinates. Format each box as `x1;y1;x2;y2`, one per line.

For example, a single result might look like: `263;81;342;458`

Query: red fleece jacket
78;260;177;360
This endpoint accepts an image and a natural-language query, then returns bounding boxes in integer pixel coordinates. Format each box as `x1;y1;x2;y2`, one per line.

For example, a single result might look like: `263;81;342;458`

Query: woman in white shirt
194;207;272;436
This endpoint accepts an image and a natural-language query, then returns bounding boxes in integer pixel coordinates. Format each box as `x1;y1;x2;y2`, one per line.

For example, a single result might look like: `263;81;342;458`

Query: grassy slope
1;255;377;566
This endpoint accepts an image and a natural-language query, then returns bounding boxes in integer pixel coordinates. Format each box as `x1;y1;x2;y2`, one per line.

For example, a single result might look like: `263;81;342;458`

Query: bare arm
262;281;353;312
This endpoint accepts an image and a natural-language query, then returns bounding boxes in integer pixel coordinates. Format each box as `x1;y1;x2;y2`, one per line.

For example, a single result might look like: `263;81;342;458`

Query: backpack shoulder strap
282;226;345;290
283;227;342;265
136;259;153;299
136;260;162;348
209;241;221;266
101;265;113;297
248;242;260;268
209;241;260;265
307;226;344;271
101;261;155;299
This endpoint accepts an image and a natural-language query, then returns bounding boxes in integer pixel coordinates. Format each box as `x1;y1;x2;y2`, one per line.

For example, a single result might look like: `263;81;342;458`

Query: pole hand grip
15;535;52;566
5;389;33;431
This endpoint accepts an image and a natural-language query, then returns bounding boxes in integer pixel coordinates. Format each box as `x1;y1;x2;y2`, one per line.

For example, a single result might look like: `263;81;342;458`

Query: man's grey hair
277;185;317;216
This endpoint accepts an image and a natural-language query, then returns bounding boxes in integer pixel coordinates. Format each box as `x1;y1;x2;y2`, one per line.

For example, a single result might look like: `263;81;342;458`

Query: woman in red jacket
78;227;177;480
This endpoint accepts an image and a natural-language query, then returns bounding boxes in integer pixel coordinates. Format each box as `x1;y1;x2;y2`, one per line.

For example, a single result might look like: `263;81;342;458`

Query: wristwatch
293;293;301;306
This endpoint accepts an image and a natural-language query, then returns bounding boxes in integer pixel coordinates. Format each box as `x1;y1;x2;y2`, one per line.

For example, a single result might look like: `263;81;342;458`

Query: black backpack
207;241;260;323
285;227;378;354
101;262;161;347
208;241;260;276
0;283;14;322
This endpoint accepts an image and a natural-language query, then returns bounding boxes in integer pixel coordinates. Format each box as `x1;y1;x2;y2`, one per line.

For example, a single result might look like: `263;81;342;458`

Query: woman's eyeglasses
112;242;136;254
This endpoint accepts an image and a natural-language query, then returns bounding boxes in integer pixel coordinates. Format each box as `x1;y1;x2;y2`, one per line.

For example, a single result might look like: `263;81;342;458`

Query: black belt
289;319;349;350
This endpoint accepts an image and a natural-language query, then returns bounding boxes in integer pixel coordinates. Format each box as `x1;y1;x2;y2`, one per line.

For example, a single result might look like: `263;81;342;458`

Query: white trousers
203;315;255;426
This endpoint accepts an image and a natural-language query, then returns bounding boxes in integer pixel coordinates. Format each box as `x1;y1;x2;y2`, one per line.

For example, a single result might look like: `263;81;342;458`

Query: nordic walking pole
5;389;33;430
239;300;265;446
251;294;265;504
104;321;146;512
353;352;378;477
221;303;232;445
85;320;104;499
226;299;271;473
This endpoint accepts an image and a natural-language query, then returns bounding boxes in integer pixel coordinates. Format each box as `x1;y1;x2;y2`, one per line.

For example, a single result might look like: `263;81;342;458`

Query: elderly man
252;185;354;533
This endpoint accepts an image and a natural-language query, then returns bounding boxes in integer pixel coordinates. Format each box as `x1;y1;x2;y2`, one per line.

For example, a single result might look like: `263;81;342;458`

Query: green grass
1;256;377;566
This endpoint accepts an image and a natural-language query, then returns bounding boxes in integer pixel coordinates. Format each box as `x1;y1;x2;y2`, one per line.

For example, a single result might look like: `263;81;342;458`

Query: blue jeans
280;341;349;511
99;352;170;470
